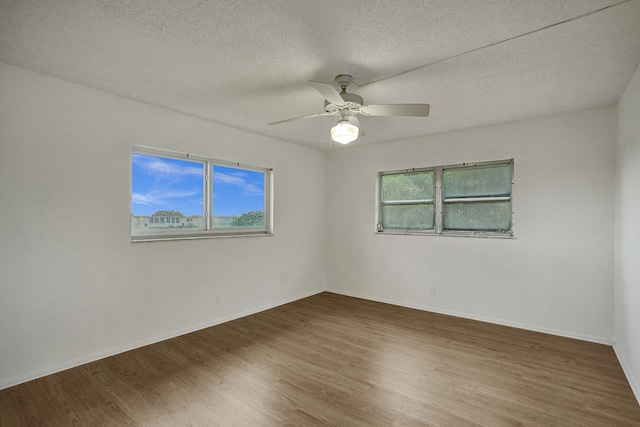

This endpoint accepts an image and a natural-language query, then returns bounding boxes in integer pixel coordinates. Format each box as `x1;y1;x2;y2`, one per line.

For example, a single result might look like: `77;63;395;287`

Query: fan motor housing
324;92;364;116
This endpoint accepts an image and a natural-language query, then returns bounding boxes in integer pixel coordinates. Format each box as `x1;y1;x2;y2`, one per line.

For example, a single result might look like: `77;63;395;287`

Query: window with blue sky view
132;154;204;217
132;151;268;238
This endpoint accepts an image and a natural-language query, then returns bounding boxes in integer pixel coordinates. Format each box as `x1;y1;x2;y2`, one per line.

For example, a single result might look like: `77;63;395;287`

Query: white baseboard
3;288;623;393
326;288;614;345
613;343;640;406
0;288;324;391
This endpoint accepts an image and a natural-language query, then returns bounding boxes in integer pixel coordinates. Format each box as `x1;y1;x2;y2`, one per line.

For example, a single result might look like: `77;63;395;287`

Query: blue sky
132;154;264;217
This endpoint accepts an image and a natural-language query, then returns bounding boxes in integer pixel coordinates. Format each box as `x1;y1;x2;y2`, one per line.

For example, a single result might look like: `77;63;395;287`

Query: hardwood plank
1;292;639;426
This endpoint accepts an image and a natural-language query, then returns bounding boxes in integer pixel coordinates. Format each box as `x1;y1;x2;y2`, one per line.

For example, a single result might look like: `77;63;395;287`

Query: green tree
231;210;264;227
151;210;185;217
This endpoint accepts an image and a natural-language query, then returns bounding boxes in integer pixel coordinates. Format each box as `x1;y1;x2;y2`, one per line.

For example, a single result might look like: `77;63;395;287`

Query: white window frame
377;159;514;238
132;145;273;242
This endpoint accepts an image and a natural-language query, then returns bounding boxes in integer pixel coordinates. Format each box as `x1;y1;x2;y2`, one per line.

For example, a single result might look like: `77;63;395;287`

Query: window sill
132;232;273;243
375;231;514;239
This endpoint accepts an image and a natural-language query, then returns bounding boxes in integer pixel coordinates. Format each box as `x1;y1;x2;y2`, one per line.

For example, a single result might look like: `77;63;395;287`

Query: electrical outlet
429;286;436;295
216;293;222;304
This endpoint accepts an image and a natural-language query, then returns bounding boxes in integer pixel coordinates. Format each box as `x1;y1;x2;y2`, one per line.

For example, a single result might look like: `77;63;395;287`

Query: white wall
0;59;629;394
615;63;640;402
326;108;616;343
0;63;326;389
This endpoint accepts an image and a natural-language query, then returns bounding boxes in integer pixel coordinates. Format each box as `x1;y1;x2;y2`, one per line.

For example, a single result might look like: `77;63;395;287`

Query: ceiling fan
268;74;430;144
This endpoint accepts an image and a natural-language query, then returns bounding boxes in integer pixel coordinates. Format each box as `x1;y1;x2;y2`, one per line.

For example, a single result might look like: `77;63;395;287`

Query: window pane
443;201;511;232
382;204;434;230
212;165;265;228
131;154;204;231
382;171;434;201
443;164;511;199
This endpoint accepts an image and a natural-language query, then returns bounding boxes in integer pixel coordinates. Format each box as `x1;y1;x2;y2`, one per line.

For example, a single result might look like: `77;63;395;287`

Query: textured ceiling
1;0;639;150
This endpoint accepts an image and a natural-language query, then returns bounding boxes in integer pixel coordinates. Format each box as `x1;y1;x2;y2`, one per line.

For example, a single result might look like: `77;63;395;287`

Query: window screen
442;164;512;232
378;160;513;237
380;171;435;231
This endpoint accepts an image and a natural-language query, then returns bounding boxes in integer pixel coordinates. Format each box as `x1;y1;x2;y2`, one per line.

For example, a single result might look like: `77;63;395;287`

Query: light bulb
330;120;359;144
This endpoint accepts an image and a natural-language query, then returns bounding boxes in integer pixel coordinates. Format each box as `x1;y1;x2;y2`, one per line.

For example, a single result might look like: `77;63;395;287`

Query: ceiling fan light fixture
268;74;429;146
331;119;359;144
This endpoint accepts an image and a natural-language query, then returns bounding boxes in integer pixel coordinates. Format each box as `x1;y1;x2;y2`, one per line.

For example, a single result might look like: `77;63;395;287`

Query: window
131;146;272;241
378;159;513;237
380;170;435;231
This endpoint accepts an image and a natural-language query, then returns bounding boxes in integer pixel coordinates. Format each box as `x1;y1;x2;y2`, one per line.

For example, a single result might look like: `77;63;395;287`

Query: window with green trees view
378;159;513;237
131;146;271;241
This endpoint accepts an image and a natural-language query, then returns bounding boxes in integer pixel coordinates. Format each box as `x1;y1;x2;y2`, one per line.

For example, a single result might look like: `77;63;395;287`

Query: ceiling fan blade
268;112;331;125
309;80;345;106
361;104;430;117
349;116;365;137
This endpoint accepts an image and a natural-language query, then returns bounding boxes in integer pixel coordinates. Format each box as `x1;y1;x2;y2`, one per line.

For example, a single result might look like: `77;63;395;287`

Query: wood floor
1;292;639;426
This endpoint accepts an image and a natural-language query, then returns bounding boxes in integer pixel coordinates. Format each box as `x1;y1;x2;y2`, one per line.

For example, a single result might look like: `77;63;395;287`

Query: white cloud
148;160;202;176
132;190;200;206
214;172;246;186
132;154;202;177
214;171;263;195
242;183;264;195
